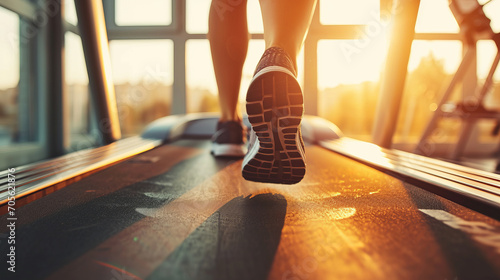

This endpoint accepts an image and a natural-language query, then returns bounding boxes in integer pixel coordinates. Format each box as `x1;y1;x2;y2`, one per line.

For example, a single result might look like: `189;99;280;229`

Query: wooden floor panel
1;140;500;280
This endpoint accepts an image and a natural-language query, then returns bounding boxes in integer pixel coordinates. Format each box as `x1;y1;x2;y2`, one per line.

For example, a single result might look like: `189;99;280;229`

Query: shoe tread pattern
243;71;305;184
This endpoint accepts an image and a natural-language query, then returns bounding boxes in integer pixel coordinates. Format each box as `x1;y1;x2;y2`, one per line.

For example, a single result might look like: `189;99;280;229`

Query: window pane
115;0;172;26
477;40;500;82
0;7;20;146
320;0;380;25
64;0;78;25
395;41;462;148
65;32;93;150
186;40;303;114
317;37;388;89
317;38;386;141
109;40;173;136
186;0;263;34
247;0;264;34
186;0;209;34
415;0;459;33
407;41;462;74
477;40;500;149
480;0;500;32
186;40;218;113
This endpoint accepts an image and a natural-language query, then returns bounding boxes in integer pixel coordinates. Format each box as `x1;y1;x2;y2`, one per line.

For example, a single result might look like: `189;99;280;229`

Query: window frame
100;0;472;116
0;1;49;169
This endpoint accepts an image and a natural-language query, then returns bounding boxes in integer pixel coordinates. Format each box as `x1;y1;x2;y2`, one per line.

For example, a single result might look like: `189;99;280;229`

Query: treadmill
1;0;500;280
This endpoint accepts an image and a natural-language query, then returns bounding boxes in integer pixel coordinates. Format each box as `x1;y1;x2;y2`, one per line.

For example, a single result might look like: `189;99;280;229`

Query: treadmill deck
2;139;500;280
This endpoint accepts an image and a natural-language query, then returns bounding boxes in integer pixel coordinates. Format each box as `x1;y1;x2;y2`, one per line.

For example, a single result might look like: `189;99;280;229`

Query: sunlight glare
318;32;388;89
65;33;89;85
0;7;19;90
115;0;172;26
109;40;173;85
320;0;380;25
186;0;263;34
415;0;459;33
408;41;462;73
477;40;500;81
64;0;78;25
480;0;500;32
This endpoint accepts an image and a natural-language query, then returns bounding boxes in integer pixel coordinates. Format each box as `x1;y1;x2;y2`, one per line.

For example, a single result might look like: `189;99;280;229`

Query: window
415;0;459;33
477;40;500;83
64;0;78;25
475;40;500;149
186;39;304;115
109;40;174;136
186;0;263;34
185;40;218;113
0;7;19;147
481;0;500;32
0;4;44;170
115;0;172;26
317;35;387;140
395;41;463;147
186;0;210;34
246;0;264;34
65;32;94;151
320;0;380;25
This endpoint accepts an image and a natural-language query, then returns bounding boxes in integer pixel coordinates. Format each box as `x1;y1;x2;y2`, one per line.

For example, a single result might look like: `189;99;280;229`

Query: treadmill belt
1;139;500;280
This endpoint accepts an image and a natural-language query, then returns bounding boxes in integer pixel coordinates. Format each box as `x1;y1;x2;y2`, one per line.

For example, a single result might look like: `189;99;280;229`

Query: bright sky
1;0;500;91
0;7;19;90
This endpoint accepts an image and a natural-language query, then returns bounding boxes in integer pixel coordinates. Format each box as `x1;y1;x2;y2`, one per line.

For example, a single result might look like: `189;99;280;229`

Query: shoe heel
243;69;305;184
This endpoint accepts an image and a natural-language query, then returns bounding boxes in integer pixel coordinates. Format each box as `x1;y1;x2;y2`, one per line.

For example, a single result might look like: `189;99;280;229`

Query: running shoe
242;47;306;184
211;120;247;157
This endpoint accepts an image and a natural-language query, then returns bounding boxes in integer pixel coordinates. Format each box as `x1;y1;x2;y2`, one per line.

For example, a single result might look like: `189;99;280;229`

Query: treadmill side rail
0;137;161;213
322;138;500;211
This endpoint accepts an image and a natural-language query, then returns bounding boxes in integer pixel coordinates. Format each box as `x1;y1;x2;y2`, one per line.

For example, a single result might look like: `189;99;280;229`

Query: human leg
208;0;249;122
208;0;249;157
259;0;317;70
242;0;317;183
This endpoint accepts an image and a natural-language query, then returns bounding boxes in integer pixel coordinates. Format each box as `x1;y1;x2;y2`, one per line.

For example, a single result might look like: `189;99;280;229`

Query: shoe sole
211;143;247;157
242;66;306;184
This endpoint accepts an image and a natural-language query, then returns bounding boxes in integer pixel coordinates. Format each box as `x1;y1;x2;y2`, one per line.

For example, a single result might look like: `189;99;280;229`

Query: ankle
265;44;299;72
219;115;241;123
